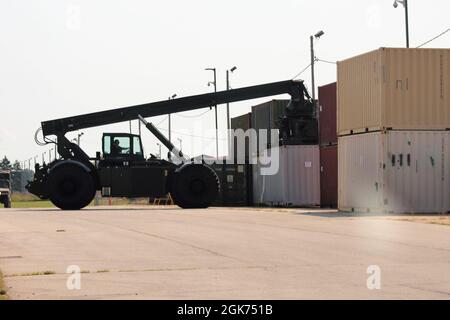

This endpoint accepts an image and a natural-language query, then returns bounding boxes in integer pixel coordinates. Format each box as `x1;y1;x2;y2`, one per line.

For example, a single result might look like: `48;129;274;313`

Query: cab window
103;136;111;155
133;136;143;156
111;137;131;156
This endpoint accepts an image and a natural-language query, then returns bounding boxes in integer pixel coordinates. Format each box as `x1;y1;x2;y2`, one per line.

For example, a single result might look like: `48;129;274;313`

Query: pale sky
0;0;449;165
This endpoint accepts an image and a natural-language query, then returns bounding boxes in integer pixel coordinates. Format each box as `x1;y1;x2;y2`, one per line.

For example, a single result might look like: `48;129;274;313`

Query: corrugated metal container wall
337;48;450;135
320;145;338;208
318;82;337;146
231;113;252;161
253;145;320;206
338;131;450;213
251;100;289;154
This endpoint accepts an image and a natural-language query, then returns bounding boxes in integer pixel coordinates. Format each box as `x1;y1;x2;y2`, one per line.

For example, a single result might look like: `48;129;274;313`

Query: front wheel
170;163;220;209
47;163;95;210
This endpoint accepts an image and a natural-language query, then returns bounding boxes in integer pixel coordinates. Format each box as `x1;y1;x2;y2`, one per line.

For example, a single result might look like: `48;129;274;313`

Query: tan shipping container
338;130;450;214
337;47;450;135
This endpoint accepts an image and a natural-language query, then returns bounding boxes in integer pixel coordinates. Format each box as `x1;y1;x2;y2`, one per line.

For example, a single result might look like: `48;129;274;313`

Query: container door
385;131;445;213
338;132;383;212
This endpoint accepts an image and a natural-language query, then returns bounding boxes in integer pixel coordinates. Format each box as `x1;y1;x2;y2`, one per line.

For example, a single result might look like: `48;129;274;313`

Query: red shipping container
320;145;337;208
318;82;337;146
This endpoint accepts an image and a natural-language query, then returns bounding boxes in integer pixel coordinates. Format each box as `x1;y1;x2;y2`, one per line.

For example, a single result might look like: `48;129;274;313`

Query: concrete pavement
0;206;449;299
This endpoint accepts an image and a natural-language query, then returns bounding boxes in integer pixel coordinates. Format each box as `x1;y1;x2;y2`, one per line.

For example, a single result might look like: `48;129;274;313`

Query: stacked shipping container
252;145;320;207
251;100;289;155
318;82;338;208
337;47;450;213
230;98;321;207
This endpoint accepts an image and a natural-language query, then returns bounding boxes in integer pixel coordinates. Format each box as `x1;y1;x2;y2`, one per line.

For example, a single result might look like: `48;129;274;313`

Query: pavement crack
72;217;249;263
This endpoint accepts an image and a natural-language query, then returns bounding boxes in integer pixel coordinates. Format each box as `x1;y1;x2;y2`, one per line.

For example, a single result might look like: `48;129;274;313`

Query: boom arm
41;80;311;137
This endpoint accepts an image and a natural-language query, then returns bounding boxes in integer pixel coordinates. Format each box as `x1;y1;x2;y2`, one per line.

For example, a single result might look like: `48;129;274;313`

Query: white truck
0;170;11;208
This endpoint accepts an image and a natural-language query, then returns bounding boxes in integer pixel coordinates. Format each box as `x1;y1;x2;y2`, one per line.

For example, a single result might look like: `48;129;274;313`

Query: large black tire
170;163;220;209
47;163;95;210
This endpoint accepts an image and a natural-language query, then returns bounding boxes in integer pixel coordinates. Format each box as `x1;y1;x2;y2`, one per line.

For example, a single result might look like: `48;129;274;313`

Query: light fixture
314;30;325;39
393;0;405;8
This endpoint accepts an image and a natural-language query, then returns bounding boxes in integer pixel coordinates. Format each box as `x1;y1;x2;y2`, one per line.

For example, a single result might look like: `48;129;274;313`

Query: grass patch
386;215;450;226
5;270;56;278
96;269;110;273
10;192;153;209
11;193;54;209
11;193;41;202
0;270;8;300
12;201;54;208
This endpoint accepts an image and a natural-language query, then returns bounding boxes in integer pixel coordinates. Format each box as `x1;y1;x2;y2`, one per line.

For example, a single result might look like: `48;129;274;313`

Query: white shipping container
338;131;450;213
253;145;320;206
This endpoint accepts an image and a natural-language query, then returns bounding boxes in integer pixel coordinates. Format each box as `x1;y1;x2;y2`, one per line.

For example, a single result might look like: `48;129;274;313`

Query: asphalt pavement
0;206;449;299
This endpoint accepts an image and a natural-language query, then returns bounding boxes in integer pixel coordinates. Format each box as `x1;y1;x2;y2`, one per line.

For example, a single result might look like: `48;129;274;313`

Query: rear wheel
170;163;219;209
47;163;95;210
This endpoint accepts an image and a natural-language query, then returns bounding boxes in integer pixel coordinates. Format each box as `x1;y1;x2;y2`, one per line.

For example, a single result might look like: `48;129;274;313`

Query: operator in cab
111;139;130;156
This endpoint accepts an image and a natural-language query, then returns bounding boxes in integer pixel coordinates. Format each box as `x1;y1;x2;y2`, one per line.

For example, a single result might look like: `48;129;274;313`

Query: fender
49;159;92;174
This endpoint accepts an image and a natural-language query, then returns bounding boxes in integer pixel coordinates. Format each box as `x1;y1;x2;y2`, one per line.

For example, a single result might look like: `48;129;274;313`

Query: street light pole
206;68;219;159
77;132;84;147
168;94;177;160
405;0;409;48
310;35;316;106
310;31;324;114
394;0;410;48
226;66;237;157
157;143;162;159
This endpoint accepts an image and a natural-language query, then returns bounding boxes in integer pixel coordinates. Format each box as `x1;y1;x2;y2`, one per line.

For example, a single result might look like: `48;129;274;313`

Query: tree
0;156;12;170
12;160;22;170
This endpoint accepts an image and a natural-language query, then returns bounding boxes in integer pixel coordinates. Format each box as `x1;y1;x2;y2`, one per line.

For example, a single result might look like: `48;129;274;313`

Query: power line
316;58;337;65
156;126;226;141
155;116;168;126
417;28;450;48
292;62;312;80
174;109;211;118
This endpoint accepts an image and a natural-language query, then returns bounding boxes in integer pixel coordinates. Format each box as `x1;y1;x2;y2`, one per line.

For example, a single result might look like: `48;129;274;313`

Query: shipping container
338;130;450;213
318;82;337;146
251;100;289;154
231;113;252;161
337;48;450;135
211;163;252;206
320;145;338;208
253;145;320;206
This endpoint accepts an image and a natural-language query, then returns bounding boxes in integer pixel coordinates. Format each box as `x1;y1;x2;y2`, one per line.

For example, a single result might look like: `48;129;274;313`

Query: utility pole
226;66;237;157
206;68;218;159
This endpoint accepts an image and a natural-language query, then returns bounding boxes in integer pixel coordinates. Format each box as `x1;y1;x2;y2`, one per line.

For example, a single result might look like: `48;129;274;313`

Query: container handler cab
26;80;317;210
